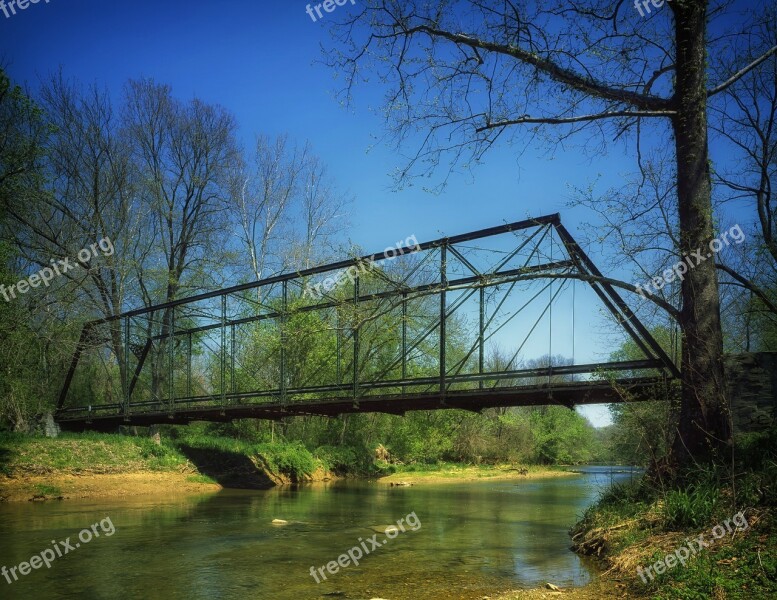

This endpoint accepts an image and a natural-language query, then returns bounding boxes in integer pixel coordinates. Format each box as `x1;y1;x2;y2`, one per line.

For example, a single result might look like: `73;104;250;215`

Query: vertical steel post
280;281;288;405
479;286;485;390
220;295;226;408
336;309;341;386
186;332;192;398
123;316;130;417
168;307;175;411
231;323;236;395
440;244;447;397
402;292;407;395
352;276;359;407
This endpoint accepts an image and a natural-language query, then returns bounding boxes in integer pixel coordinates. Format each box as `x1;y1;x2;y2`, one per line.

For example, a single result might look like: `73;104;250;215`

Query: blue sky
1;0;753;426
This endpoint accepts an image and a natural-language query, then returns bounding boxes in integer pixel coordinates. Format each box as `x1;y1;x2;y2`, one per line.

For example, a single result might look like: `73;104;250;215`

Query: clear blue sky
0;0;752;426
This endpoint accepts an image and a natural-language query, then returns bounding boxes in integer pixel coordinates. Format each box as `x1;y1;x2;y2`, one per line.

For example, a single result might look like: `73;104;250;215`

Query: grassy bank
557;429;777;599
0;431;190;476
377;461;573;484
0;430;581;500
0;431;347;500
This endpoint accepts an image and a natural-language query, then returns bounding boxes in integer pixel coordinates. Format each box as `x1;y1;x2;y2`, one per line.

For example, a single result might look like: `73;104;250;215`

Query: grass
570;428;777;598
171;433;319;480
0;431;190;475
185;474;217;485
381;461;565;481
32;483;62;496
0;431;351;482
643;513;777;599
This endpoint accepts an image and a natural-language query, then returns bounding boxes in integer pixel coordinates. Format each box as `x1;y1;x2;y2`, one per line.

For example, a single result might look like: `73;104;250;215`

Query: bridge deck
56;214;678;432
57;377;669;432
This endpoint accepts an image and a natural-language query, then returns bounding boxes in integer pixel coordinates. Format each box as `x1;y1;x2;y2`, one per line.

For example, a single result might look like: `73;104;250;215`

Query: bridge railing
56;214;678;423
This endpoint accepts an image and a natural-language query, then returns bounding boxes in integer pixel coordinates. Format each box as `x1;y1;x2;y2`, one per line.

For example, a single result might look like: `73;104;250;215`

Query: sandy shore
491;578;643;599
378;465;576;485
0;472;222;502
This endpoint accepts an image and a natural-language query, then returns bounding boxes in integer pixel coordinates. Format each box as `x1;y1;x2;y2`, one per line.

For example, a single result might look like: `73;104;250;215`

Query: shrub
663;481;720;529
255;442;316;479
315;445;371;474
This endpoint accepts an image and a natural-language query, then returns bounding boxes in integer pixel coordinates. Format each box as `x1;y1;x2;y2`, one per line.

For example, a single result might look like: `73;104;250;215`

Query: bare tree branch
708;44;777;97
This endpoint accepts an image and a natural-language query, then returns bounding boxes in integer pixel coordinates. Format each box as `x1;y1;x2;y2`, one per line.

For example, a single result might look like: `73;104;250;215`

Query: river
0;466;638;599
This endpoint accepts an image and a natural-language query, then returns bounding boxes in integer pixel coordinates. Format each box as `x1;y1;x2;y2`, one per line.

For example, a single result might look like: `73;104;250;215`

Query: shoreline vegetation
495;428;777;599
2;429;775;598
0;431;575;502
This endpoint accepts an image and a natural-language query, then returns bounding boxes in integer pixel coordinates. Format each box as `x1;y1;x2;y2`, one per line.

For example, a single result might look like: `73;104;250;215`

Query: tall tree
327;0;777;467
123;78;240;402
0;69;49;429
230;134;348;283
711;13;777;348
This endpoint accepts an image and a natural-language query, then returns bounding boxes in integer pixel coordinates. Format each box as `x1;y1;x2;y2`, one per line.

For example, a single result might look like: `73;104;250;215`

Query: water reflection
0;467;637;599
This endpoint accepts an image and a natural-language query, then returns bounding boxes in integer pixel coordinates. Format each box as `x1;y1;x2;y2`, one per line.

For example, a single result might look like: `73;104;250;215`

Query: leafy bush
255;442;316;478
663;481;720;529
737;429;777;470
315;445;369;474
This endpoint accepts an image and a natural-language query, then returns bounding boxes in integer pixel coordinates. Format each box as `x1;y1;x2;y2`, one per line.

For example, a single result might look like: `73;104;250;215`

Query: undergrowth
571;428;777;598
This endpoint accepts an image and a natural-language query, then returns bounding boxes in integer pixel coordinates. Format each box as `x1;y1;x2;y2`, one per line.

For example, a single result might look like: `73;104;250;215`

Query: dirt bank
0;471;222;502
378;465;575;485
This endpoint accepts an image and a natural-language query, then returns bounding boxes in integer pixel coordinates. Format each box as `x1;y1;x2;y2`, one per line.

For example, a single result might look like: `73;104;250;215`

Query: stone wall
726;352;777;434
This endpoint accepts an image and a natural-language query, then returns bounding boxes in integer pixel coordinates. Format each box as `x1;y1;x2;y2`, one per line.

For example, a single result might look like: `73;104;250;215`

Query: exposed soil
491;578;646;599
378;466;575;485
0;471;222;502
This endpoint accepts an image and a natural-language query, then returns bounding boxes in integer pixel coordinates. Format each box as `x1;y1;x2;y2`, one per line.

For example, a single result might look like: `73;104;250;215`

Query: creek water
0;466;638;599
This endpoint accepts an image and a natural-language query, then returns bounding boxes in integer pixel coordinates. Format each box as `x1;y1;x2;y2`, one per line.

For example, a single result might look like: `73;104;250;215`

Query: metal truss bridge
56;214;679;432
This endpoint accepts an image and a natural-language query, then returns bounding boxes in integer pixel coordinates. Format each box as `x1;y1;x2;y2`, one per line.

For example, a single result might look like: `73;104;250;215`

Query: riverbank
0;432;582;501
0;431;337;501
514;429;777;599
378;462;573;485
493;578;633;599
0;472;222;502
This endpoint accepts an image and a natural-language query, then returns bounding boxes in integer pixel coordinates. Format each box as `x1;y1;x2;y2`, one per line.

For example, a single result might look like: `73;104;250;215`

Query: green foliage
527;406;602;464
640;511;777;599
574;478;656;537
32;483;62;496
604;326;679;466
255;441;317;478
662;481;720;529
735;429;777;507
173;432;317;479
315;444;372;474
0;431;190;474
574;428;777;598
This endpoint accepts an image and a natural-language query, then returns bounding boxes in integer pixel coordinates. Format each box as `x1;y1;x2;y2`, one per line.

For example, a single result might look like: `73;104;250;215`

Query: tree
607;326;677;465
327;0;777;467
230;135;348;282
711;14;777;350
0;69;50;429
123;78;240;402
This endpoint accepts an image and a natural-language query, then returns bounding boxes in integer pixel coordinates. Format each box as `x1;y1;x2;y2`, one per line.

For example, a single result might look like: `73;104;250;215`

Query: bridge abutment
727;352;777;434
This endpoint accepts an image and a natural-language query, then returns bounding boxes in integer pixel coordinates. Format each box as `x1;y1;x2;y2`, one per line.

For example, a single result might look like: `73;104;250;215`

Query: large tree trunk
671;1;731;465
